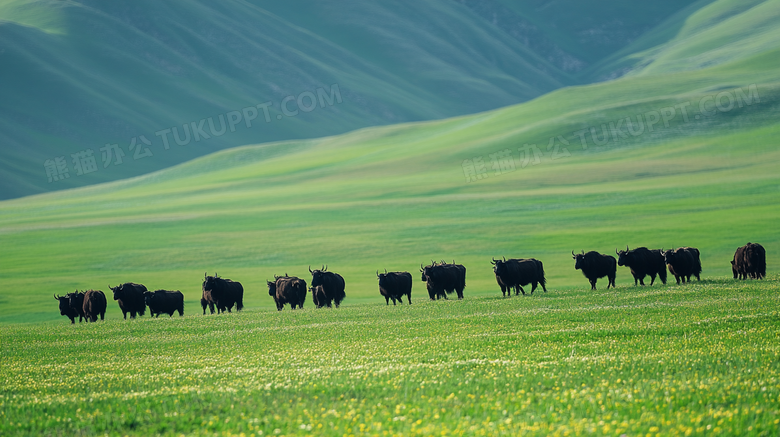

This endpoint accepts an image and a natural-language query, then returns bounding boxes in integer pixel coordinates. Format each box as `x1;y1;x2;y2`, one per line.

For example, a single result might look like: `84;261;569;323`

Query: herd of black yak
55;242;767;323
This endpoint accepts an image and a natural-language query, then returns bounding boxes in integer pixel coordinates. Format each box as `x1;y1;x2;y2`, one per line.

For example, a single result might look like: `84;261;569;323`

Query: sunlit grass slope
1;280;779;435
0;49;778;324
589;0;780;80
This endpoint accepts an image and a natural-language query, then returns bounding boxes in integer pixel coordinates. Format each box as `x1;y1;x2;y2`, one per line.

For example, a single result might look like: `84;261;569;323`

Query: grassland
2;278;779;436
1;2;779;433
1;44;778;324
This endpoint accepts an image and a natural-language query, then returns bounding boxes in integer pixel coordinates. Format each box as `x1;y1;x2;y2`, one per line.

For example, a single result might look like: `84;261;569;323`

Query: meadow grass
1;278;778;436
0;56;778;323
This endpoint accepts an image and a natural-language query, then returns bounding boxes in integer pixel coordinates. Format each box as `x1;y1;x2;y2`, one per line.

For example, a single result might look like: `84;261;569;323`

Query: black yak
616;246;667;286
420;261;466;300
82;289;107;322
202;273;244;314
377;270;413;305
310;285;328;308
663;247;702;284
309;266;345;308
144;290;184;317
267;275;307;311
572;251;616;290
732;242;766;280
54;291;84;324
491;257;546;296
110;282;148;319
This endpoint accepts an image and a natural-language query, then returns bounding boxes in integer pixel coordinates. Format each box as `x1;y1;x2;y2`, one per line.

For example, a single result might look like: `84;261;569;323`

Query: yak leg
385;296;390;305
530;282;537;295
407;294;412;305
590;279;597;290
517;285;525;296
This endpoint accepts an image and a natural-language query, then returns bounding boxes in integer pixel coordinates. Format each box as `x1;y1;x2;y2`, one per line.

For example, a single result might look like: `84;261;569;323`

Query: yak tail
236;299;244;311
538;261;547;286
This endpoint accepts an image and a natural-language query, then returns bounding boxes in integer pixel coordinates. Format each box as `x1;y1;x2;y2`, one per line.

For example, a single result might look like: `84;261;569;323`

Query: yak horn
503;256;506;262
54;294;59;300
616;248;620;255
309;265;313;273
491;258;497;265
571;251;575;257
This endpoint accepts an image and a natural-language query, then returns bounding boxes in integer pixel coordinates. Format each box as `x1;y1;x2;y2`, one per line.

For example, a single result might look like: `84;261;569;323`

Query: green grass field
1;1;780;434
2;279;779;436
0;45;778;324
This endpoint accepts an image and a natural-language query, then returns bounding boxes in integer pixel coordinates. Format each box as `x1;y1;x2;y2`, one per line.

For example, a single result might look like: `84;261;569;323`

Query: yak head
616;246;631;266
572;251;587;270
420;262;437;282
266;280;277;296
663;249;676;264
109;283;131;301
309;265;328;287
377;269;390;287
491;257;509;276
143;291;155;306
202;273;221;293
54;294;71;316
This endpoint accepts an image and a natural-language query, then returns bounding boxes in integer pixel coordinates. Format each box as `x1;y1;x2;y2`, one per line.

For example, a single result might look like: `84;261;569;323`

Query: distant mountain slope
0;0;706;200
0;0;569;199
587;0;780;80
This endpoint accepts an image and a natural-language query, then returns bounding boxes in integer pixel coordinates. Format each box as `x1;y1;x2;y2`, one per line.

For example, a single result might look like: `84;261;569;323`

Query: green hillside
1;47;778;324
587;0;780;80
0;0;705;199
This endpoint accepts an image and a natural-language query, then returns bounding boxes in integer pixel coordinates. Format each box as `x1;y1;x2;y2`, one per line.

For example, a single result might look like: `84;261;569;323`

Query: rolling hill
0;0;705;199
587;0;780;80
1;44;778;324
